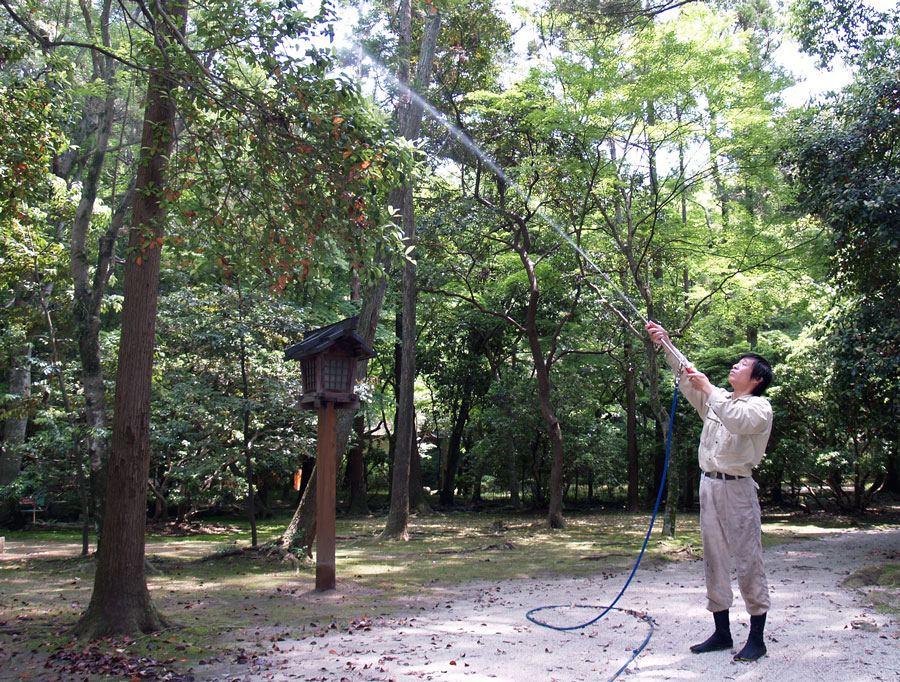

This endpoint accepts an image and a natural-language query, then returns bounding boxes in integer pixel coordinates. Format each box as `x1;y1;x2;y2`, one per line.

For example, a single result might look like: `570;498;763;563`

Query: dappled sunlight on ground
199;528;900;682
2;513;897;681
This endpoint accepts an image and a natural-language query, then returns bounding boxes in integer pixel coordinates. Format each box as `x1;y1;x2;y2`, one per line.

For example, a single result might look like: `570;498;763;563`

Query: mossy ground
841;561;900;620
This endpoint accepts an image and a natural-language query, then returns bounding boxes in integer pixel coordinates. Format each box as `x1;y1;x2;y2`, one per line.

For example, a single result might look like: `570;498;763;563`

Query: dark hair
741;353;773;396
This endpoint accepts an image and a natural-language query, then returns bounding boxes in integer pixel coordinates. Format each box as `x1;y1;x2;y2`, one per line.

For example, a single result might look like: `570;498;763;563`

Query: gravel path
227;527;900;682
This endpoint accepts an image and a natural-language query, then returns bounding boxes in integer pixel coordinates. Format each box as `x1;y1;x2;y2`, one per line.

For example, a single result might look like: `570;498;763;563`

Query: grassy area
0;508;881;680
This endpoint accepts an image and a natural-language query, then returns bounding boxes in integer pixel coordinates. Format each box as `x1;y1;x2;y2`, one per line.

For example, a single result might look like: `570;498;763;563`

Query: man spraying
646;322;773;662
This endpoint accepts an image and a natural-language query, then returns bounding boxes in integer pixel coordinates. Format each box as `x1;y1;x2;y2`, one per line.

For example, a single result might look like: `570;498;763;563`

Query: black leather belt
704;471;746;480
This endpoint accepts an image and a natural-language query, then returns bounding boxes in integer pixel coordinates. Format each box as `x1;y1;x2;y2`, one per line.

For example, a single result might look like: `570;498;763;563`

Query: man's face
729;356;761;395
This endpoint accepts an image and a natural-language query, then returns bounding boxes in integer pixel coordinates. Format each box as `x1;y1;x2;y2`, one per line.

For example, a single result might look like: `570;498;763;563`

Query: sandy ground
216;527;900;682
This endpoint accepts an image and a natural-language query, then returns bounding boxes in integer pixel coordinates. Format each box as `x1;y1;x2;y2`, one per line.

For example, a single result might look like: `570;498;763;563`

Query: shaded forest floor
1;509;899;681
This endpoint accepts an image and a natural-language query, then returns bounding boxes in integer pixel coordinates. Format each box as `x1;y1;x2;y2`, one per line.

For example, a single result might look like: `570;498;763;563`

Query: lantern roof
284;316;376;362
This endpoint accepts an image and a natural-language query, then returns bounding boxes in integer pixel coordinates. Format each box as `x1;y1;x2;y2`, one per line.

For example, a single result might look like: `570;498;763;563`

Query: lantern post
315;401;337;590
284;317;376;591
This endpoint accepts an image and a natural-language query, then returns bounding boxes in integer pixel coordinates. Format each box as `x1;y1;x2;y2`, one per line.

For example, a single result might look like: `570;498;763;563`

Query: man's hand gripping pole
647;323;692;386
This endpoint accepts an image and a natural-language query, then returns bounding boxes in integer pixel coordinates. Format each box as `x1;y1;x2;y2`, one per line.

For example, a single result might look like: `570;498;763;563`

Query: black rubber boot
690;610;733;653
734;613;767;661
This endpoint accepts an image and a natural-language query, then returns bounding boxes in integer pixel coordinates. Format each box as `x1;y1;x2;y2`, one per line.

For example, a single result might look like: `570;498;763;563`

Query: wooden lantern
284;316;376;590
285;316;376;411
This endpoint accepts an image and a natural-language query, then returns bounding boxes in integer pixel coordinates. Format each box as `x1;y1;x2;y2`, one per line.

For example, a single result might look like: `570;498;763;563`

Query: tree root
432;541;518;554
195;542;313;566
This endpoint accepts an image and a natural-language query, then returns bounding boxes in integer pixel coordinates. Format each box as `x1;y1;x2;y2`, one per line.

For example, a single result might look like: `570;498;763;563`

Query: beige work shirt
665;351;773;478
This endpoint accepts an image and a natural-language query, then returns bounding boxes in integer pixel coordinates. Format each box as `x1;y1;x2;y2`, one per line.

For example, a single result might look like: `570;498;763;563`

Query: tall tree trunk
516;242;566;528
240;332;257;548
346;413;369;515
661;429;678;537
69;0;127;542
532;350;565;528
379;0;440;541
624;330;639;511
380;183;416;539
521;304;565;527
439;396;470;506
408;424;431;514
280;1;440;552
74;0;185;637
0;344;31;486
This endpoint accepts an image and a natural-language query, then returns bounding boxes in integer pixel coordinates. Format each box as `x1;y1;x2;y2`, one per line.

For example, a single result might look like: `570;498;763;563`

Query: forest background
1;0;898;640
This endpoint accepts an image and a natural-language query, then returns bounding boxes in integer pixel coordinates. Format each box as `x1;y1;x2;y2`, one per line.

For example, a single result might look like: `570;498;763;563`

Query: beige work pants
699;474;770;616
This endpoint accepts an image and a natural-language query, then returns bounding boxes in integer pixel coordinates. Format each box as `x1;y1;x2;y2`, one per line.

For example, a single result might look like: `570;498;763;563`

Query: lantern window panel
301;359;317;393
324;357;353;392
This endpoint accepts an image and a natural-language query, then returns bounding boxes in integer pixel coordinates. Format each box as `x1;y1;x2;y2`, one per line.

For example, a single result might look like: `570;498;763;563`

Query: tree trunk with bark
280;2;440;551
408;426;431;515
529;335;565;528
661;423;678;537
346;413;369;515
624;333;639;511
73;0;185;637
439;396;470;506
69;0;132;541
380;182;416;540
515;242;566;529
379;1;441;541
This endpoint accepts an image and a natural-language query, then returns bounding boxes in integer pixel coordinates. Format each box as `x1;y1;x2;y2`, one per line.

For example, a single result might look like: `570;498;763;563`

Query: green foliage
783;76;900;296
347;0;512;92
0;31;72;342
1;0;421;527
162;2;419;291
788;0;900;70
773;319;893;510
411;3;812;513
0;36;67;233
779;65;899;507
151;285;319;514
5;0;897;531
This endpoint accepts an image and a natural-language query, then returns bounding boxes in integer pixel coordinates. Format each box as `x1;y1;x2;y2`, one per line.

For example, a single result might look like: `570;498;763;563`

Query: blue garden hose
526;377;681;681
